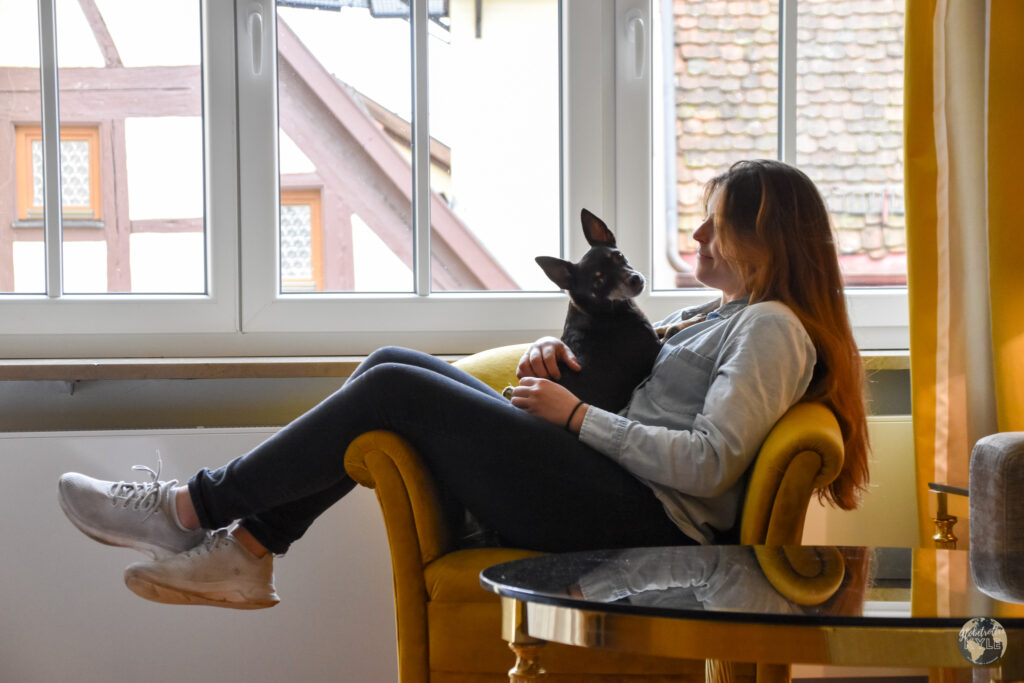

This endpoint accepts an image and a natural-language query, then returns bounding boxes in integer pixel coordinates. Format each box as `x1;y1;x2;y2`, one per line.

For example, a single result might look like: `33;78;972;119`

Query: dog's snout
620;271;646;298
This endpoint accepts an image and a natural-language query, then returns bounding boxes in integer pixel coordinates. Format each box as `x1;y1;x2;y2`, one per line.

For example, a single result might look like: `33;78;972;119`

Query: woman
58;159;869;609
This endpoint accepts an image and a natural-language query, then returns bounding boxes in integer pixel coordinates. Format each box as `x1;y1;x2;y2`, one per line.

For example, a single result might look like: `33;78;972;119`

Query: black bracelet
564;400;585;432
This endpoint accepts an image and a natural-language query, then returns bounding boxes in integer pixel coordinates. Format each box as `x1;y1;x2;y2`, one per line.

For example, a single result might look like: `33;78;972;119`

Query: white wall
803;415;918;548
0;428;398;683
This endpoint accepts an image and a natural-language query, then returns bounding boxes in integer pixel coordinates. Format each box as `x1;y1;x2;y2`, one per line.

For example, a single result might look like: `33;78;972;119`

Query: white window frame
236;0;907;353
0;0;239;358
234;0;637;354
0;0;907;358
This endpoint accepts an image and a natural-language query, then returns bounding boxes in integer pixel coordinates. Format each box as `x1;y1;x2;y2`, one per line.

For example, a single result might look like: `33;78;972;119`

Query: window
280;189;323;292
656;0;906;289
651;0;907;347
266;1;559;296
15;125;101;221
0;0;906;357
236;0;577;341
1;0;208;302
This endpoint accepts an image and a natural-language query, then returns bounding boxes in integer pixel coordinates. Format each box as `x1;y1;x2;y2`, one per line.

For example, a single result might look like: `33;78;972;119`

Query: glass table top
480;546;1024;628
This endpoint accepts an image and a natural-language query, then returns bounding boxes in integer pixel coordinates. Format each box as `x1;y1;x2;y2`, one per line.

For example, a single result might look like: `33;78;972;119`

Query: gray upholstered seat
969;432;1024;601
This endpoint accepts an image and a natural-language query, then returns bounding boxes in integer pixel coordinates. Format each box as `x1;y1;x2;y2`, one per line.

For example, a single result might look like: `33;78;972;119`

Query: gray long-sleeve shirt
576;546;801;615
578;297;816;544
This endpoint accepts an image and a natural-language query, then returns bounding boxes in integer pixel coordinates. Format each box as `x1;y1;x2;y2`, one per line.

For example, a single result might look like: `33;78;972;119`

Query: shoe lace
108;452;170;520
184;528;229;558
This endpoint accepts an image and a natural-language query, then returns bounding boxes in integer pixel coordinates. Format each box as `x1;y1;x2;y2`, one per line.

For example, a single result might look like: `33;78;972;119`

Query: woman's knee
354;346;423;379
363;346;412;368
353;361;433;397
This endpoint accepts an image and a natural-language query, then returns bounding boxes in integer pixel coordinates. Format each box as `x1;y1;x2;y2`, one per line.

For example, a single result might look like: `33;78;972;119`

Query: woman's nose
693;218;711;242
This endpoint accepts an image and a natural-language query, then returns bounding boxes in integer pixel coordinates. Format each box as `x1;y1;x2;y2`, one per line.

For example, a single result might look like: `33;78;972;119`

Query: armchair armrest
343;344;530;566
740;402;845;545
343;345;530;683
345;430;454;566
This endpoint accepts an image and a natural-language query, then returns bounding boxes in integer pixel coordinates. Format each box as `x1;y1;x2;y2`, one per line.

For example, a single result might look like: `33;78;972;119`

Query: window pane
281;204;316;288
280;189;324;292
0;0;44;294
38;140;90;207
655;0;780;290
796;0;905;286
57;0;205;294
276;2;414;293
428;0;559;292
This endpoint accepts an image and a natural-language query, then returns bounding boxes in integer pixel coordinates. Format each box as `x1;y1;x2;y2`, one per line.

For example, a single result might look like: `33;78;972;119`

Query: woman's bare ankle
173;487;201;531
231;525;270;558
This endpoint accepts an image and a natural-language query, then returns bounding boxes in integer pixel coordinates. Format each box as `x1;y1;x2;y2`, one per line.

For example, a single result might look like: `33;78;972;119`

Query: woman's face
693;187;748;302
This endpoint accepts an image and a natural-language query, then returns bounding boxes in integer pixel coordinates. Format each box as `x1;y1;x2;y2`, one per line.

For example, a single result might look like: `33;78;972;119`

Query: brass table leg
706;660;790;683
706;659;734;683
502;597;547;681
508;641;546;682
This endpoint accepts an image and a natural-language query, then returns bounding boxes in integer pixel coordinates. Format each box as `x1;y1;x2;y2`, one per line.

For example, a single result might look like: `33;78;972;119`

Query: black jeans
187;347;692;554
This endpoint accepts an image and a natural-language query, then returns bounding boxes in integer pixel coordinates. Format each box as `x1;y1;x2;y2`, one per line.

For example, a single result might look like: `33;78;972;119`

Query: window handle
248;8;264;76
625;9;645;80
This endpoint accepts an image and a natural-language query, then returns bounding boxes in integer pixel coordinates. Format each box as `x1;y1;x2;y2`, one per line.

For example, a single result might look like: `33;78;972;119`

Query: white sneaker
58;461;205;560
123;528;280;610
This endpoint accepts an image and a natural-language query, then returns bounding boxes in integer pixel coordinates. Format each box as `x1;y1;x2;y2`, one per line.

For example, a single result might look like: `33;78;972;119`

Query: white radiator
0;428;398;683
802;415;918;547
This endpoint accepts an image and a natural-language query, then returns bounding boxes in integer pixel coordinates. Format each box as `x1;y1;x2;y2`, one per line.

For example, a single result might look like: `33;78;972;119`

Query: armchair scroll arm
740;402;845;546
344;430;455;567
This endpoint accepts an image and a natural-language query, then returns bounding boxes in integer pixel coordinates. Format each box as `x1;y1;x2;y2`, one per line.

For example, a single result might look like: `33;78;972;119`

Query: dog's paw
655;324;680;340
656;314;708;341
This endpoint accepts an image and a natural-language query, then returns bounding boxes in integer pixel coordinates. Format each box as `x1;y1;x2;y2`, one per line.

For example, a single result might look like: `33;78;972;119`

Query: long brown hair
704;159;869;509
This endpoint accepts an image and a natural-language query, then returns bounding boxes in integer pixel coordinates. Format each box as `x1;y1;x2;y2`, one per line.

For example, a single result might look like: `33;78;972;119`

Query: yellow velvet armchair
343;344;845;683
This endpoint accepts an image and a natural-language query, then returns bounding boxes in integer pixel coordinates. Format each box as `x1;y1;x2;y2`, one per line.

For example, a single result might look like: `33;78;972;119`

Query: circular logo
958;617;1007;665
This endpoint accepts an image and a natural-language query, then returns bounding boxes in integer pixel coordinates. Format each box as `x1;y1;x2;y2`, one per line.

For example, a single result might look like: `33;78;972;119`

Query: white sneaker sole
58;490;174;560
124;573;280;610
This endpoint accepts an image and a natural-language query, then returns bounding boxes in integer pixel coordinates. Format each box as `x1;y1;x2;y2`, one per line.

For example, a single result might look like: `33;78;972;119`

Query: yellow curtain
906;0;1024;547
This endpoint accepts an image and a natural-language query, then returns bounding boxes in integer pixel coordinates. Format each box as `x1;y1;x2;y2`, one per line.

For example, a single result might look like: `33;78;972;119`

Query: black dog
535;209;662;413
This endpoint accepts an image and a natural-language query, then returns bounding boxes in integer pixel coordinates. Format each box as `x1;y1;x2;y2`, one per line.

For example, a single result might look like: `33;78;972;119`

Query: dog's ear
535;256;574;291
580;209;616;247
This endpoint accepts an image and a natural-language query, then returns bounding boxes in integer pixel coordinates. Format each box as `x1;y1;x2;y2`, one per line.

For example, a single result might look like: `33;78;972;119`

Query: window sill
861;350;909;371
0;351;907;381
12;219;105;229
0;357;380;381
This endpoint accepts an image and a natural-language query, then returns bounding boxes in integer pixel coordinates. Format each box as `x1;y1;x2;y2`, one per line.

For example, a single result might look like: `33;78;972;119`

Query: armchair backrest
452;343;528;393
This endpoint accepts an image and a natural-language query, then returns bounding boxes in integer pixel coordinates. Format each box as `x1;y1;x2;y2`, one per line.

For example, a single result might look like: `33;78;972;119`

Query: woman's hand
510;377;589;433
517;336;581;380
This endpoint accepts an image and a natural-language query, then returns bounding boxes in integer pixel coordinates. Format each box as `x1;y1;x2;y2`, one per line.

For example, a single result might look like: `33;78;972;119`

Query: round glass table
480;545;1024;682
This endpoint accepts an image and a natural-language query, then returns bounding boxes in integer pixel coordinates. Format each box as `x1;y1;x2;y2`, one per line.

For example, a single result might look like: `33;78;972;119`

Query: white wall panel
0;428;397;683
